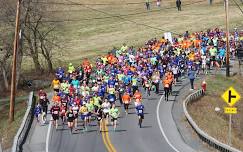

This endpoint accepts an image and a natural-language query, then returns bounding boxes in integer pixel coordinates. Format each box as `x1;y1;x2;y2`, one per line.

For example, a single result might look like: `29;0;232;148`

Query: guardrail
183;90;242;152
11;91;36;152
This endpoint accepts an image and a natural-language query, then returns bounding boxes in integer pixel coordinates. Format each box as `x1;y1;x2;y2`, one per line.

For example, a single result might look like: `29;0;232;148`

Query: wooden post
225;0;230;77
9;0;21;122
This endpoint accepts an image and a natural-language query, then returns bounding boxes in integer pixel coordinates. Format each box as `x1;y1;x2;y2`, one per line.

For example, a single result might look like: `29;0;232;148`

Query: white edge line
46;119;52;152
156;95;180;152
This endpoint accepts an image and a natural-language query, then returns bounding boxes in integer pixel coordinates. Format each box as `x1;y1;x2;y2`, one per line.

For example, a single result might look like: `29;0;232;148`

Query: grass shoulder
188;74;243;150
0;101;27;150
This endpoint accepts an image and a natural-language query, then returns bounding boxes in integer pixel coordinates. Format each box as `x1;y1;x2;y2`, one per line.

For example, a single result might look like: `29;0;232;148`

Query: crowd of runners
35;28;241;133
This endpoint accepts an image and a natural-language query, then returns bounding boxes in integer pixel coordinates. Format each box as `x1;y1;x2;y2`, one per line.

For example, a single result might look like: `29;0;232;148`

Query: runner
136;103;145;128
86;100;95;125
109;104;120;131
133;89;142;107
50;103;60;129
122;92;131;114
60;103;67;125
79;103;89;131
72;102;79;130
39;96;49;124
34;103;42;124
102;99;111;124
163;76;170;101
51;77;60;93
95;106;103;132
66;106;75;134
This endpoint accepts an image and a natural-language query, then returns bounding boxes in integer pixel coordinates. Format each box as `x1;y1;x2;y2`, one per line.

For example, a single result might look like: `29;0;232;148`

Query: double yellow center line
101;120;117;152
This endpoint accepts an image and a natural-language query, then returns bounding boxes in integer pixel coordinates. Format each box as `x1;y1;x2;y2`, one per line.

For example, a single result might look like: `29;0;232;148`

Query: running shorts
67;118;74;122
80;114;88;120
210;56;216;62
54;88;59;92
111;117;117;122
138;114;144;119
52;114;59;120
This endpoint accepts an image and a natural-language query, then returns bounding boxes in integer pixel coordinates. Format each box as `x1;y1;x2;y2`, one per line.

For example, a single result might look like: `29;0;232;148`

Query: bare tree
0;0;60;91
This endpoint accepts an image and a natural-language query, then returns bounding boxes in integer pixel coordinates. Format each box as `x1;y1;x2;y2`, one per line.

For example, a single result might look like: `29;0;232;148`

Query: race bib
138;110;143;114
165;84;169;88
53;111;58;114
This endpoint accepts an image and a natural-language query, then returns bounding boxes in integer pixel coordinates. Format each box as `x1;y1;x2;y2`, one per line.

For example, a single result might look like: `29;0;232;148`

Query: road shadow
172;91;180;96
74;129;97;133
165;99;176;102
141;125;152;128
148;98;158;101
56;128;70;131
110;129;127;133
127;112;149;115
128;106;136;109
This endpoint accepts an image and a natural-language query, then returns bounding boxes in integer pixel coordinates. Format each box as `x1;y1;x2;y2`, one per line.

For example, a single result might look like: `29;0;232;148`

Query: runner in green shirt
109;104;120;131
86;101;95;124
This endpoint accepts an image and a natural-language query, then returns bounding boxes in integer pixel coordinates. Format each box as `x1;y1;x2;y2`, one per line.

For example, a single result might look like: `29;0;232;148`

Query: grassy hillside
18;0;243;70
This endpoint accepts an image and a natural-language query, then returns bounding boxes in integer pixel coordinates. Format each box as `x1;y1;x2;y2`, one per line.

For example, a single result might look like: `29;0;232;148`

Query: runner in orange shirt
133;90;142;107
122;92;131;114
163;76;170;101
52;93;61;104
166;71;174;95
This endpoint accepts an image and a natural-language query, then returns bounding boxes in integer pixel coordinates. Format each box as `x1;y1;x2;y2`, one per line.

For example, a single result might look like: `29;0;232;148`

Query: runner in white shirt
102;99;111;125
201;55;207;74
172;65;179;83
72;102;79;130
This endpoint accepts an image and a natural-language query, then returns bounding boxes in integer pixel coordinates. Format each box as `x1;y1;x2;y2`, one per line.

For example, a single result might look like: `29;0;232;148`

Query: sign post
221;87;241;146
229;114;232;146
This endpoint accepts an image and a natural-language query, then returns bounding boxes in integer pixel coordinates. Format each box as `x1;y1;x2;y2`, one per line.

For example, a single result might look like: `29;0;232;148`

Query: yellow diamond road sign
221;87;241;107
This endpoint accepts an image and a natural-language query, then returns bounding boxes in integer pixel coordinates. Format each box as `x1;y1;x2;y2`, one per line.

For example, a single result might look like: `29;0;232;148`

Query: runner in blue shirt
136;104;145;128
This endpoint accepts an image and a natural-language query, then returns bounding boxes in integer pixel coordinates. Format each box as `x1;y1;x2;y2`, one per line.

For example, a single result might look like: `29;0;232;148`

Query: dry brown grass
13;0;243;70
0;101;27;150
188;74;243;151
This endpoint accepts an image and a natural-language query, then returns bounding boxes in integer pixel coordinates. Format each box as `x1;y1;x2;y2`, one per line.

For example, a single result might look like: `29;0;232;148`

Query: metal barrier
11;91;36;152
183;90;242;152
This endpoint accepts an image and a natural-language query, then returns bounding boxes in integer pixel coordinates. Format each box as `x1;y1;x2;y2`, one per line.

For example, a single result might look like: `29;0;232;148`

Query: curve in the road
156;95;180;152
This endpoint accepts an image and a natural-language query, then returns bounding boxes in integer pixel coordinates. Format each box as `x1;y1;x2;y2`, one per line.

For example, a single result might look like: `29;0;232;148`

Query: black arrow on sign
228;90;236;103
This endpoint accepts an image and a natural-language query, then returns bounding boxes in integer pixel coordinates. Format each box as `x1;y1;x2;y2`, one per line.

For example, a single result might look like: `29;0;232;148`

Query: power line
0;0;205;24
30;1;157;6
39;0;205;13
31;0;206;23
230;0;243;14
65;0;181;35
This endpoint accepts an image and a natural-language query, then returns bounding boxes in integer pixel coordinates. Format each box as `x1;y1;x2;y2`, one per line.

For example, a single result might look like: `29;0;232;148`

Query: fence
11;91;36;152
183;90;242;152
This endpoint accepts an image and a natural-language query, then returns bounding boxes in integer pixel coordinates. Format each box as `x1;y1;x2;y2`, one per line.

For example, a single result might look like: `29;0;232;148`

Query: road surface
45;79;196;152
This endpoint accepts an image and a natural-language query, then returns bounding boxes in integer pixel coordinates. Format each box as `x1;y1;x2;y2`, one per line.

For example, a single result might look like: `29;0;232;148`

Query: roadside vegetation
188;74;243;151
0;101;26;150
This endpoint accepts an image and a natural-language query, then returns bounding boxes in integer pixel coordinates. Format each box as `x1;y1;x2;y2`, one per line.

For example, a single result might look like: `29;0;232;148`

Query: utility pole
225;0;230;77
9;0;21;122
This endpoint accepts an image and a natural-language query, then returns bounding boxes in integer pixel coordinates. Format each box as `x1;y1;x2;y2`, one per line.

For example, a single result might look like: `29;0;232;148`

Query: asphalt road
20;62;238;152
45;79;196;152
